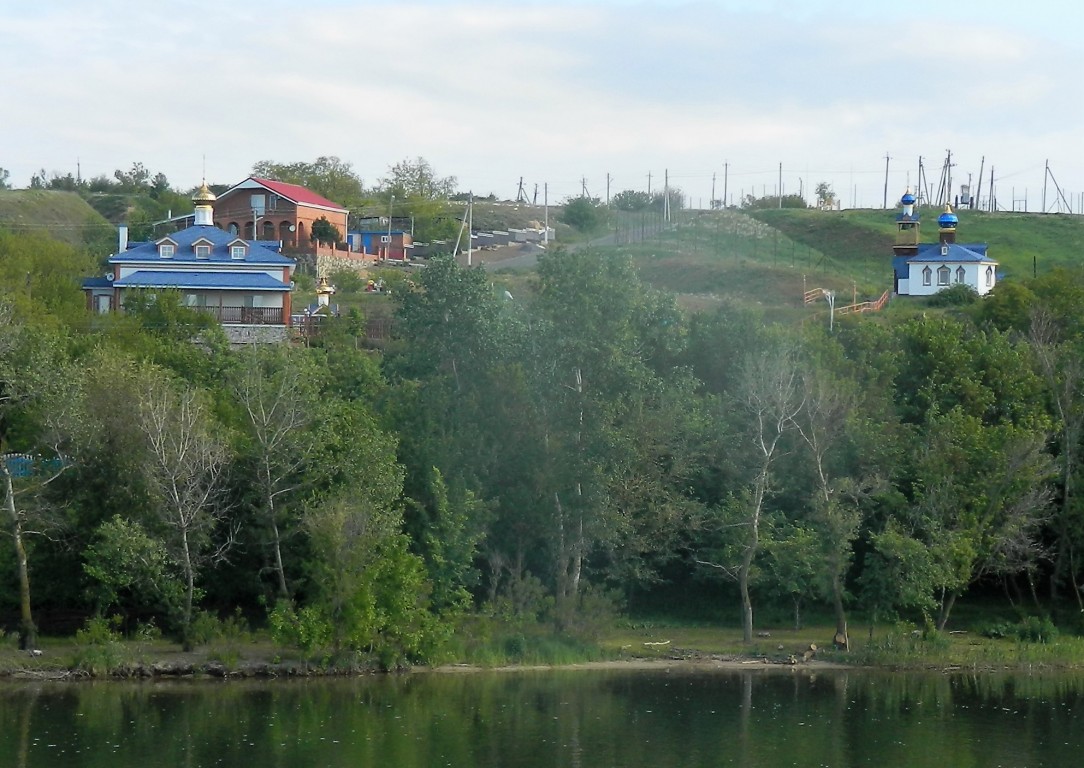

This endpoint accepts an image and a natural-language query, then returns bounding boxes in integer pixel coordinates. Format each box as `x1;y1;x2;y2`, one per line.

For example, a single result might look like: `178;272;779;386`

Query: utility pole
533;183;538;205
1043;159;1049;213
662;169;668;222
581;177;589;198
387;194;394;260
711;172;716;209
883;152;891;209
916;156;924;208
946;149;953;206
544;183;549;244
723;162;728;209
974;155;984;211
647;172;652;196
466;192;473;266
606;172;611;205
778;162;783;208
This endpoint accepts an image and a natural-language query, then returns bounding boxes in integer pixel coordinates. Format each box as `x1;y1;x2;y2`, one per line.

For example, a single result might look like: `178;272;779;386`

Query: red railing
835;290;890;316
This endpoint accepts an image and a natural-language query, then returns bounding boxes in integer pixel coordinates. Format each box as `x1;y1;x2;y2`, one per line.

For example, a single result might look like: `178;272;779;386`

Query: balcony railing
195;306;284;325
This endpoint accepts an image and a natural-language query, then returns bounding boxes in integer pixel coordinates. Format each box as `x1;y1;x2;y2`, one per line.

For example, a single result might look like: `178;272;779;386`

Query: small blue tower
937;204;958;244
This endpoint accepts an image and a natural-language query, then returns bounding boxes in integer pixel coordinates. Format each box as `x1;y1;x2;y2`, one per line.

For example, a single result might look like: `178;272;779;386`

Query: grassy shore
3;615;1083;680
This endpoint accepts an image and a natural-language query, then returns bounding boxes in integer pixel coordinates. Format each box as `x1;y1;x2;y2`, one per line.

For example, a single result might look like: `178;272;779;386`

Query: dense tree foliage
6;224;1084;665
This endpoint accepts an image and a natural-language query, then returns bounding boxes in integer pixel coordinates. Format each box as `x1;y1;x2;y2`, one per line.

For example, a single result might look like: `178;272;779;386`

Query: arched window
922;266;932;286
956;266;966;283
986;266;994;286
937;266;950;286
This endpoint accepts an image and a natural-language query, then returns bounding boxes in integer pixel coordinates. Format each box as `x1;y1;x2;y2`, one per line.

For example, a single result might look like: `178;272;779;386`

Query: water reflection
2;667;1084;767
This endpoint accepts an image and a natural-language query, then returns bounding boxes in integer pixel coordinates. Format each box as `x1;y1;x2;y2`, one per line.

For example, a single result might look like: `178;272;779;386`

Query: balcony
196;306;284;325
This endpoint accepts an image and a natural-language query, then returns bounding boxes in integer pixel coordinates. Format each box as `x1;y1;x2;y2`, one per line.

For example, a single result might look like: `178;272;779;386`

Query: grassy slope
0;190;113;247
605;206;1084;315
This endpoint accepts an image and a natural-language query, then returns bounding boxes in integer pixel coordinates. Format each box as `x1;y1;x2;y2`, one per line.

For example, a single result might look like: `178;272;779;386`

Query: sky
3;0;1082;212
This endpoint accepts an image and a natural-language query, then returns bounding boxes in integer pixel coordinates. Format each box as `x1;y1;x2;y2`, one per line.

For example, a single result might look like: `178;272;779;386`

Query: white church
891;189;997;297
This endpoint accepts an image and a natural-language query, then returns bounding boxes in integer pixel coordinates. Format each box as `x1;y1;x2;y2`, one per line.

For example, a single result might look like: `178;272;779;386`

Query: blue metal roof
111;225;293;266
82;276;113;288
113;271;291;291
908;243;993;264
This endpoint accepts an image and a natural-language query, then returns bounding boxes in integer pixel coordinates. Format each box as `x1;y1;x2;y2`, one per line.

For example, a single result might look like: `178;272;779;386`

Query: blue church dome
938;206;958;228
900;191;916;205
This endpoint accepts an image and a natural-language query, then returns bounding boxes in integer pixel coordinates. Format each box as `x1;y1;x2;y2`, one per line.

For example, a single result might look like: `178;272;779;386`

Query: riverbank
3;619;1082;680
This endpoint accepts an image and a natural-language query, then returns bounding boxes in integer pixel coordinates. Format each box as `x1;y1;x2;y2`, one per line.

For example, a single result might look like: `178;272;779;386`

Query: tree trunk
936;590;958;631
3;467;35;650
831;571;849;650
271;519;289;600
739;538;756;643
181;527;195;650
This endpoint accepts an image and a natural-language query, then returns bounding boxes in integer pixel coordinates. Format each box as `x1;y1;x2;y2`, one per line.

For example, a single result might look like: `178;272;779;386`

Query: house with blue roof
891;190;997;297
83;183;296;343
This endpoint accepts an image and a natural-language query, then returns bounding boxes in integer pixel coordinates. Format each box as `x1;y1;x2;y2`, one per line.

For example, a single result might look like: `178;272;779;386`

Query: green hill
599;207;1084;316
0;189;114;248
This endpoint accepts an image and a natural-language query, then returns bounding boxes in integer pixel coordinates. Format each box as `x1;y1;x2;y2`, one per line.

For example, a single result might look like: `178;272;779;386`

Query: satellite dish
105;272;115;281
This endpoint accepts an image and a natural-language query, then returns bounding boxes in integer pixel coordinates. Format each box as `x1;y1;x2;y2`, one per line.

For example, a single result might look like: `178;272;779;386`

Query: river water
2;665;1082;767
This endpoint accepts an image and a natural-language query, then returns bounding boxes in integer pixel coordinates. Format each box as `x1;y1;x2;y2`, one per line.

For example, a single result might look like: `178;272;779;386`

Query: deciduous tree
136;371;231;646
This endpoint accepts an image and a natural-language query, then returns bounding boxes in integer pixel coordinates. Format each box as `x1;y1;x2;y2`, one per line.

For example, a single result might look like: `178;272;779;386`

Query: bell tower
893;188;920;257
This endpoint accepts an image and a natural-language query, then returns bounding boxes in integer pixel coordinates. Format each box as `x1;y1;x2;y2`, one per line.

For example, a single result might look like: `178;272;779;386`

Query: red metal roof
248;177;348;212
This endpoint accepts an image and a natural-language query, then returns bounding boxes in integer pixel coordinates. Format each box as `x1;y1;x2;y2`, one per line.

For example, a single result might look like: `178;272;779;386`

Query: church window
955;267;965;284
986;266;994;286
937;266;950;286
922;266;932;286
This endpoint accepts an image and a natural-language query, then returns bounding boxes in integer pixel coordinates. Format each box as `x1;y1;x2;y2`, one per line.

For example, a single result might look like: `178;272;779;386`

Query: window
956;267;965;284
937;266;950;286
230;245;246;259
380;235;391;243
195;244;211;258
159;244;175;258
986;266;994;287
922;266;932;286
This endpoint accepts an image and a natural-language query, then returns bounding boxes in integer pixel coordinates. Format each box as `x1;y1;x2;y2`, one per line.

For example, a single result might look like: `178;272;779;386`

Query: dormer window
195;244;211;259
941;244;949;256
230;245;246;259
159;243;175;259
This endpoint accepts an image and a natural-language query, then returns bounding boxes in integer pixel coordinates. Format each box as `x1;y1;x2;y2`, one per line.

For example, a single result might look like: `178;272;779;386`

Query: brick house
213;177;350;251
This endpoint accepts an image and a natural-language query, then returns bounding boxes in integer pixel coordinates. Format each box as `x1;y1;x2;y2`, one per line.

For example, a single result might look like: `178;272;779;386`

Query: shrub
72;616;127;676
927;284;978;307
1016;615;1058;644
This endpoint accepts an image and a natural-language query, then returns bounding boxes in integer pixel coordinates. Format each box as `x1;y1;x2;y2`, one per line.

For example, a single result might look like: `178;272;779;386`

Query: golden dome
192;181;217;205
